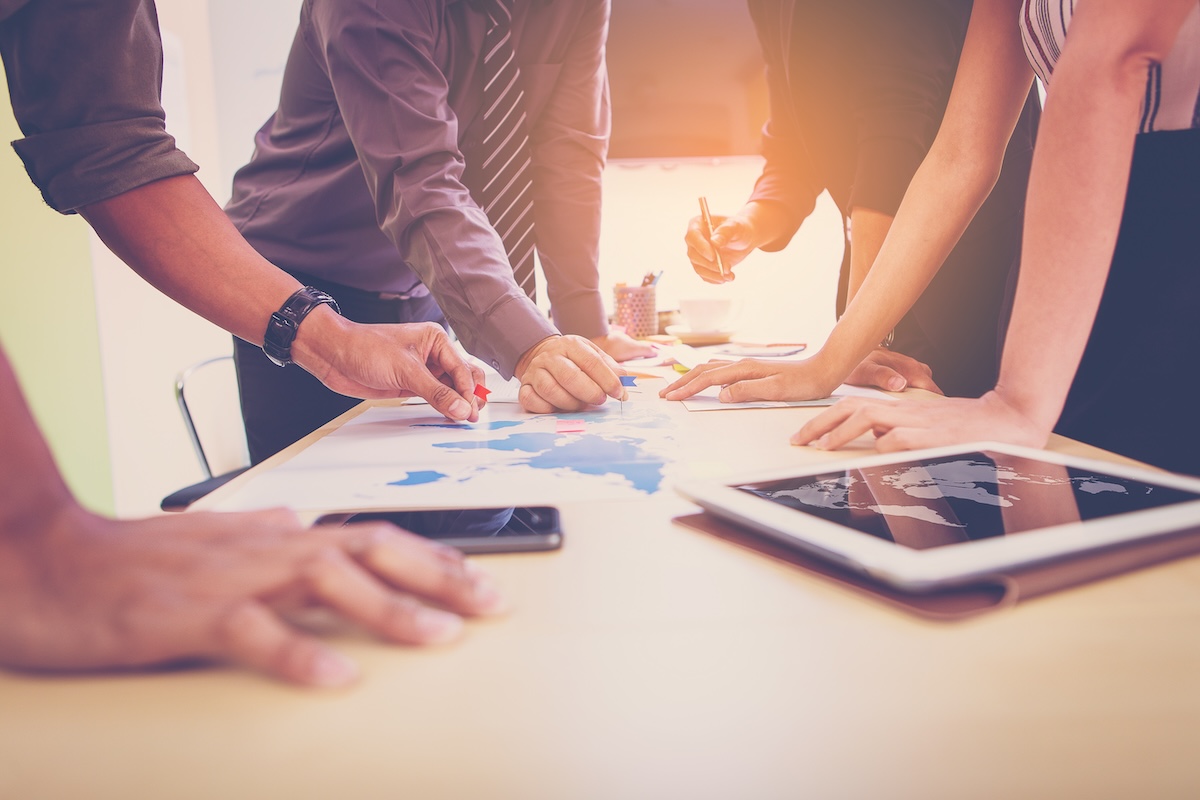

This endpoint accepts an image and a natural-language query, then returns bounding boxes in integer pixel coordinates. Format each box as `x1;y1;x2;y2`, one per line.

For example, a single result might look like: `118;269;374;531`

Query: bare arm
845;207;891;302
992;0;1197;428
80;176;299;344
80;175;482;421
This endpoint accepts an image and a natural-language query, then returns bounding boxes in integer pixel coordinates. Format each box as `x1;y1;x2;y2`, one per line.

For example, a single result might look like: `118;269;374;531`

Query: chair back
174;355;250;479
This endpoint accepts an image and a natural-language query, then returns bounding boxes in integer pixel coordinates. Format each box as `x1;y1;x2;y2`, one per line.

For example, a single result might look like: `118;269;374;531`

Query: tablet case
674;512;1200;621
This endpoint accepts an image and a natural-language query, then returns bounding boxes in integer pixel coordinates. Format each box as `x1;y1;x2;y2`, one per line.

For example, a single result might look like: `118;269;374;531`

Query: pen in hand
698;196;727;279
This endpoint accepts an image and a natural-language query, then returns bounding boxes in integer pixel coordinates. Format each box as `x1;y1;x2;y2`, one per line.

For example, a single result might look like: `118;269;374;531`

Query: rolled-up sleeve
306;0;556;378
526;0;610;339
0;0;197;213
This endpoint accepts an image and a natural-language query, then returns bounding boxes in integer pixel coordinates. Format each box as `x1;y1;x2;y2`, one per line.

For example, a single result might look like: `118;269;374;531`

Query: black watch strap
262;286;341;367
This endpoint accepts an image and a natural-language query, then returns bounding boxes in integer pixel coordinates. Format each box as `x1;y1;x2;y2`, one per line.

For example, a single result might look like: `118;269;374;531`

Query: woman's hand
790;389;1050;452
660;358;840;403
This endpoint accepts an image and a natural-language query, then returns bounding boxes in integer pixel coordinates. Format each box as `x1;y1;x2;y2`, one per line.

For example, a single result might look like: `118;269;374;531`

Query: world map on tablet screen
735;452;1200;550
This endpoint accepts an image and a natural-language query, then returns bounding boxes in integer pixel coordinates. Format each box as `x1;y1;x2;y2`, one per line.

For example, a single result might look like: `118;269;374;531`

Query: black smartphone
316;506;562;554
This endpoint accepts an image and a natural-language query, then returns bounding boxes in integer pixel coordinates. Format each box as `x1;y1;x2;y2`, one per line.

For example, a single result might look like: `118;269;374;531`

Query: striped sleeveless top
1020;0;1200;132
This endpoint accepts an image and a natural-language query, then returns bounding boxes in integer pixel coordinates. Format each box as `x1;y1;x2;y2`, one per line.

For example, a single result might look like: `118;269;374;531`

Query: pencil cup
613;285;657;339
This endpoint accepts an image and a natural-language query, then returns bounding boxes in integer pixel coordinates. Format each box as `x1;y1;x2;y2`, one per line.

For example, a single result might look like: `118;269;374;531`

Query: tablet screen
734;451;1200;550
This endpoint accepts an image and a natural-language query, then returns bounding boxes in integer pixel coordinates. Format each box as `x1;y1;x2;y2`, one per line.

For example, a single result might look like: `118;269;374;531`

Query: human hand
685;212;757;284
684;200;791;285
591;330;657;362
0;504;505;687
659;358;838;403
844;348;943;394
790;390;1050;452
515;334;625;413
299;314;483;422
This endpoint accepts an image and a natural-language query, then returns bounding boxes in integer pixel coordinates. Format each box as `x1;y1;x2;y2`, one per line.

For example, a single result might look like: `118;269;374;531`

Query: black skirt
1055;127;1200;476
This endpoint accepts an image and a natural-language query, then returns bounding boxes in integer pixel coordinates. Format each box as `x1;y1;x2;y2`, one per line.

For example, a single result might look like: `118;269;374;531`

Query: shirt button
491;360;500;370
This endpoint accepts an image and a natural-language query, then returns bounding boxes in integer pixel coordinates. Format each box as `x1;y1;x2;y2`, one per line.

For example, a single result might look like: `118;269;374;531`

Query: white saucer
665;324;734;346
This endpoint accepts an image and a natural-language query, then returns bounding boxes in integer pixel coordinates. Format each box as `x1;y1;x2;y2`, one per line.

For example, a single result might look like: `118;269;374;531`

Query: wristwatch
262;286;341;367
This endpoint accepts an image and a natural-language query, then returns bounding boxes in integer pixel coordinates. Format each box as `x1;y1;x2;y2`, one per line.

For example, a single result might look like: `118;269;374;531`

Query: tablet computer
675;443;1200;591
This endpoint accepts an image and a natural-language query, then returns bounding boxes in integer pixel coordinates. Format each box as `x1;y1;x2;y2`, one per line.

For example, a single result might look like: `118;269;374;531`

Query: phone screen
317;506;562;554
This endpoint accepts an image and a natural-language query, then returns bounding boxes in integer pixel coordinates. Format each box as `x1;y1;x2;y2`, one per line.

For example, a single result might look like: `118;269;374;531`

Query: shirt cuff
11;117;198;213
468;295;559;380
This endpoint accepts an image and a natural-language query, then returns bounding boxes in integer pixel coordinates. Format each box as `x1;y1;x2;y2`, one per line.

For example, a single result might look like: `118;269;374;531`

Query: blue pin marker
618;374;637;416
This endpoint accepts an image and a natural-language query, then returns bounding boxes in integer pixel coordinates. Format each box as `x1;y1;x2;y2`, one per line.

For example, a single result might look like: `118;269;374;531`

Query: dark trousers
1054;128;1200;477
235;276;446;464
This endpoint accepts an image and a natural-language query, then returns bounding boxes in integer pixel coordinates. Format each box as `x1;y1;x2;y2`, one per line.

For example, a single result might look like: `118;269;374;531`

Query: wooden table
3;385;1199;800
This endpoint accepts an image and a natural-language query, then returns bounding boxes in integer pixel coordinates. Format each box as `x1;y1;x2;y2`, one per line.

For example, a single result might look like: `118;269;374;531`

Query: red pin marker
473;384;491;400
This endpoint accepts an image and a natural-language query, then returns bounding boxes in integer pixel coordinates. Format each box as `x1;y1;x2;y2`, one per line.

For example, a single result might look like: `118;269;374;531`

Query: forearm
533;148;608;339
79;175;300;346
723;199;796;255
994;4;1187;428
78;175;368;385
810;145;1003;388
845;207;894;303
0;349;75;535
529;0;609;339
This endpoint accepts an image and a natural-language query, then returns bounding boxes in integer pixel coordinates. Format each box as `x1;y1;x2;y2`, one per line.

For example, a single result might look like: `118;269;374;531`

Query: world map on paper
213;398;682;512
394;414;669;494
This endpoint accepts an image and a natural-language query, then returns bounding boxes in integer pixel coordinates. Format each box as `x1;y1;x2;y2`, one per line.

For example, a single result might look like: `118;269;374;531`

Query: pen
698;196;726;278
640;270;664;288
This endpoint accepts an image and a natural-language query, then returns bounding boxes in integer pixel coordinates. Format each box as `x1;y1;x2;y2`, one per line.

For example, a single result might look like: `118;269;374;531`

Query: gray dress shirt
0;0;198;212
226;0;612;377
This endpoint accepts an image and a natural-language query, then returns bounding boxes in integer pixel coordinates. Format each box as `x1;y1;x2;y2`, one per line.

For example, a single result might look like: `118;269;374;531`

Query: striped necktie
474;0;537;301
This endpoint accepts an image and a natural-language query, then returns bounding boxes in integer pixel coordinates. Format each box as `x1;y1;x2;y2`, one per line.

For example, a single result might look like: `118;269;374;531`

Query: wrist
797;348;844;397
515;334;561;377
989;380;1064;433
742;200;791;248
290;304;352;377
261;287;341;367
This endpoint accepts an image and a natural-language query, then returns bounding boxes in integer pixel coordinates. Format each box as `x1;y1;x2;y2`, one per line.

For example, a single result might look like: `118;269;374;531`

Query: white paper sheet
679;383;894;412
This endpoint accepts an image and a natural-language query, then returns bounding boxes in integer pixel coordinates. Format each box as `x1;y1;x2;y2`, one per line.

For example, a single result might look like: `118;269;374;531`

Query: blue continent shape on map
405;413;668;494
388;470;448;487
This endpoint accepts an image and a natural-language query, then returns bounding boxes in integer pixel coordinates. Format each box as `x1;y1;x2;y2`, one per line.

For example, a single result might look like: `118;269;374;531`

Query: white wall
207;0;305;199
93;0;844;517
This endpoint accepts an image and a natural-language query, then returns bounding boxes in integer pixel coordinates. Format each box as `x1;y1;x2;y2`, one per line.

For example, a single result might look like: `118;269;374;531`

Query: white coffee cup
678;298;734;332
